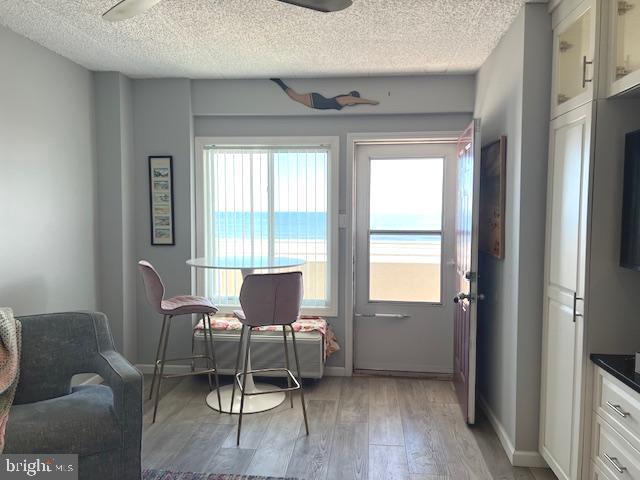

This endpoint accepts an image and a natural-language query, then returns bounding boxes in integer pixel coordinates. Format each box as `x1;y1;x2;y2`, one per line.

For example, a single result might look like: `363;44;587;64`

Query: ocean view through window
195;138;339;314
368;157;444;303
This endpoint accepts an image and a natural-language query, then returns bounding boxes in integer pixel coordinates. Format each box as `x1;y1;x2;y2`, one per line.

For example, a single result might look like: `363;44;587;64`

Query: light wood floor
142;374;557;480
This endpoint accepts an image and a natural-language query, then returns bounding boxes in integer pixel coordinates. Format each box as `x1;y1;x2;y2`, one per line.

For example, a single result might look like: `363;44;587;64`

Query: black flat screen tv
620;129;640;271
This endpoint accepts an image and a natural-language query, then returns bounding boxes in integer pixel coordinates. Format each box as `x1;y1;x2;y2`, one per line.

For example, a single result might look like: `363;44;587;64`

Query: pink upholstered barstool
138;260;222;422
231;271;309;445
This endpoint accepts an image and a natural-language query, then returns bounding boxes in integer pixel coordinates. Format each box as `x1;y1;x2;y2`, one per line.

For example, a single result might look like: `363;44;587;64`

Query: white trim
478;395;548;469
478;395;516;462
137;363;345;378
512;451;548;469
193;136;340;317
345;131;461;377
323;366;348;377
136;363;191;375
354;363;453;374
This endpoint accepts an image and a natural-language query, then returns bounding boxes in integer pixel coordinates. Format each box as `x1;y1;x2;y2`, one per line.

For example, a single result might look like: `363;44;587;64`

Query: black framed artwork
148;156;175;246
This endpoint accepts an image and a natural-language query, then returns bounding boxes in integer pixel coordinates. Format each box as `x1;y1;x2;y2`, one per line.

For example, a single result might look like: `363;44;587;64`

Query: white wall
0;25;98;315
474;3;551;464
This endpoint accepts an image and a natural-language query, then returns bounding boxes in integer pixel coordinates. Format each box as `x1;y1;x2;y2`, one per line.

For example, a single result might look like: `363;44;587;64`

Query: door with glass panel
354;143;456;373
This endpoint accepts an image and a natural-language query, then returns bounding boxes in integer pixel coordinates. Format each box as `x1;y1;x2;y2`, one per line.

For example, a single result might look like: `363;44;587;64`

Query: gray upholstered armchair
4;312;143;480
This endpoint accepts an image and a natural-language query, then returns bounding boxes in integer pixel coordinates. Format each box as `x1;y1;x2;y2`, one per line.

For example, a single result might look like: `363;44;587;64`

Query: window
195;137;339;315
368;157;444;303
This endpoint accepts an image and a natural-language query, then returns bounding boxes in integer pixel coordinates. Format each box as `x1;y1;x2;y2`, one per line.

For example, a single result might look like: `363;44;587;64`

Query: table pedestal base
206;383;286;414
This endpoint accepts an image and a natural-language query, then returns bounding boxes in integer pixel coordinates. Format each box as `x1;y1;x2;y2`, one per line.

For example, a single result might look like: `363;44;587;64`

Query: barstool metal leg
190;327;196;373
230;324;246;415
237;326;252;446
206;313;222;411
201;313;214;391
149;315;168;400
153;315;172;423
290;326;309;436
282;325;293;408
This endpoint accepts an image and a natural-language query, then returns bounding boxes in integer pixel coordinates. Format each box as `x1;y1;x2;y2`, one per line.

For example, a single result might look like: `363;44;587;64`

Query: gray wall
133;79;195;366
474;9;524;447
194;113;472;368
191;76;475;116
129;76;474;369
95;72;137;360
0;25;98;315
515;5;552;451
474;3;551;458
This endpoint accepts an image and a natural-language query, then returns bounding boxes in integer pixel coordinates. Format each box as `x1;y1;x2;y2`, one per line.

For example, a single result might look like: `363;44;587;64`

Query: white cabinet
542;1;640;479
540;103;593;480
591;461;616;479
606;0;640;96
551;0;598;117
591;368;640;478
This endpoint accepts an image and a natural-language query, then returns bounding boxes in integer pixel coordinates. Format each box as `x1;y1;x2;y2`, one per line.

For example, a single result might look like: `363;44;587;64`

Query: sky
207;149;444;231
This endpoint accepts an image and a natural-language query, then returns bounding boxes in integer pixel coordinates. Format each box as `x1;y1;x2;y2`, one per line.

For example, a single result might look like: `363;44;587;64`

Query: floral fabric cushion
194;316;340;359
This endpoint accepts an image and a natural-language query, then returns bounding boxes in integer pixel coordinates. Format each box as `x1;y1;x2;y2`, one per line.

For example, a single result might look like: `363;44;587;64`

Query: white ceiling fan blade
103;0;163;21
276;0;353;12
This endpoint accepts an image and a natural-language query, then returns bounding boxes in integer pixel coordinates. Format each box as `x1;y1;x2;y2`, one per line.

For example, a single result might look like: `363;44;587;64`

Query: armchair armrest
95;350;143;423
95;349;142;479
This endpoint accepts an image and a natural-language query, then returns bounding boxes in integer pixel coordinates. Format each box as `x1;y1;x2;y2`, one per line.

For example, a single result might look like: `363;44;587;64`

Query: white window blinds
200;145;335;311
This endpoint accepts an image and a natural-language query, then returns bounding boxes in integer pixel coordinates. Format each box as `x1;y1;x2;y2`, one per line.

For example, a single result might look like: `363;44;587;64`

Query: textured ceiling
0;0;526;78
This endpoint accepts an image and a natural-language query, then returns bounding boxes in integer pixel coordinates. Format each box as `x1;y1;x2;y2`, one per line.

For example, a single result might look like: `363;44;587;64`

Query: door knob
454;292;484;303
453;292;470;304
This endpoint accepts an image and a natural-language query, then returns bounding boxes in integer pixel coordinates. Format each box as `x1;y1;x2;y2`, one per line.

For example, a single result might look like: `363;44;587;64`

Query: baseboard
478;395;547;468
353;362;452;374
324;366;348;376
354;369;452;380
511;449;548;468
478;395;517;461
136;363;349;378
136;364;191;375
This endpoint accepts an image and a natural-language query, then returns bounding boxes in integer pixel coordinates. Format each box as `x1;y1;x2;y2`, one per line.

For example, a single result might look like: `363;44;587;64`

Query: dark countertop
591;353;640;394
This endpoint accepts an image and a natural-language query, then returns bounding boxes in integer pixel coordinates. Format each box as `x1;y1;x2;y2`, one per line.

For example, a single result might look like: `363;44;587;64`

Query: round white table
186;256;305;414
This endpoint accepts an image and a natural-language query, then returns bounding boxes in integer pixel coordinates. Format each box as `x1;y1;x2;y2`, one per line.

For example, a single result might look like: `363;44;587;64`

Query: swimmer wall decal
270;78;380;111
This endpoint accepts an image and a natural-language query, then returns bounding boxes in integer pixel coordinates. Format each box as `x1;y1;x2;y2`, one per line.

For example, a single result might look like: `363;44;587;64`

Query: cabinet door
607;0;640;96
551;0;598;118
540;104;593;480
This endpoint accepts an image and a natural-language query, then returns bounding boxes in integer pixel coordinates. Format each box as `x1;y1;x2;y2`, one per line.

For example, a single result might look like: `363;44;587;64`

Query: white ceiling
0;0;526;79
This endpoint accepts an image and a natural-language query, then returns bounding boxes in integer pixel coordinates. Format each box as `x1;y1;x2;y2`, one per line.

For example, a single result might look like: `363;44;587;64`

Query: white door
354;142;456;373
540;103;592;480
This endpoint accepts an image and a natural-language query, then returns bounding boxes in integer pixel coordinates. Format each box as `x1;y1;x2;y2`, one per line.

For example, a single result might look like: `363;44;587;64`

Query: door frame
344;131;462;375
